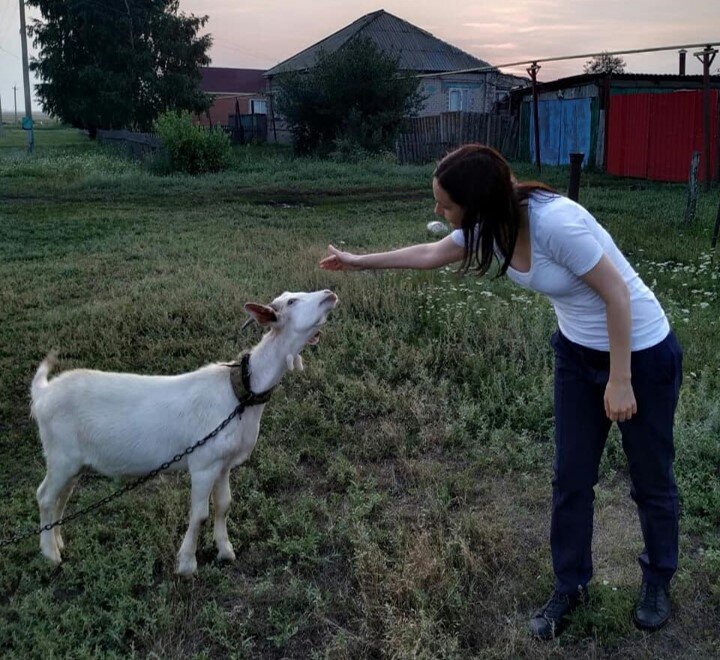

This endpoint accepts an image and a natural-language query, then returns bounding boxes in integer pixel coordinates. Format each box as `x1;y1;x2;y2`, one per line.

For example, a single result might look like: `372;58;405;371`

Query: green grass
1;128;719;658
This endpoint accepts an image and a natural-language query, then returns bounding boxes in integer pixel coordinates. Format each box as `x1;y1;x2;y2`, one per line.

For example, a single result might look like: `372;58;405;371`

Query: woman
319;144;682;639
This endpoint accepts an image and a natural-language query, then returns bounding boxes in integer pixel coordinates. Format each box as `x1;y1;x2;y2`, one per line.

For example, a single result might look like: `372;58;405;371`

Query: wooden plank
397;111;523;164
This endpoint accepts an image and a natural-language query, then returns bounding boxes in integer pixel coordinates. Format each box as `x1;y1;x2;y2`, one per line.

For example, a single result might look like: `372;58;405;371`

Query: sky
1;0;718;115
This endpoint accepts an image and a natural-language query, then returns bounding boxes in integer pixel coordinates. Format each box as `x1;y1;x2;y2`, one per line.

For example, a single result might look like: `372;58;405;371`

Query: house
511;72;720;181
264;9;526;144
197;67;268;128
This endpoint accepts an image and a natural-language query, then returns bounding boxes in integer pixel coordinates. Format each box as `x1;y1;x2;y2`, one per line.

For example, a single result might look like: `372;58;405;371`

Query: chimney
679;49;687;75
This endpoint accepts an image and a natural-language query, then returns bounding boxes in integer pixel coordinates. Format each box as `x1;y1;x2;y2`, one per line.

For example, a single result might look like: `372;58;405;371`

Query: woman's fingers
319;245;340;270
320;244;357;271
320;259;340;271
604;383;637;422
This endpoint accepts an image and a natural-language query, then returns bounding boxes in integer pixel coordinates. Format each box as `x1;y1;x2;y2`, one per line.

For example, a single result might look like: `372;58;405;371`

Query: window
448;88;472;112
250;99;267;115
448;88;463;112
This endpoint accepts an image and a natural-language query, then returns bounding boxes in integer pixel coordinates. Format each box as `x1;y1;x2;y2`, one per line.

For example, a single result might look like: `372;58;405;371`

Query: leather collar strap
225;352;275;406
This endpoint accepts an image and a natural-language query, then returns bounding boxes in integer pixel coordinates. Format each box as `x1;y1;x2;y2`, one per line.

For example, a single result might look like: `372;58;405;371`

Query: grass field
1;127;719;658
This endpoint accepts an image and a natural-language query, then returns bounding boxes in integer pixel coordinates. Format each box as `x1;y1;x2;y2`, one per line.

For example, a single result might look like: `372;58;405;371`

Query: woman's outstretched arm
319;234;466;271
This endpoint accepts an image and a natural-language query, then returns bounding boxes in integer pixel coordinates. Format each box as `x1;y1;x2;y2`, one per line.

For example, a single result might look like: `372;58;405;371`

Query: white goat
30;289;338;576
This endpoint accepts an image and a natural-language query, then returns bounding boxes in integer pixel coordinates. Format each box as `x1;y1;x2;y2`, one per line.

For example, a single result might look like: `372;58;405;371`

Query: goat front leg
176;468;217;576
212;469;236;562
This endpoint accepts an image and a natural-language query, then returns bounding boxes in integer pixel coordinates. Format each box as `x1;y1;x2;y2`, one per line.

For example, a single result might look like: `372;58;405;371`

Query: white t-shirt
451;193;669;351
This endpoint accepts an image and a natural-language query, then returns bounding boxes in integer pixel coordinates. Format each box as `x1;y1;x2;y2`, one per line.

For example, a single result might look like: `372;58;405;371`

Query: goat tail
31;352;58;403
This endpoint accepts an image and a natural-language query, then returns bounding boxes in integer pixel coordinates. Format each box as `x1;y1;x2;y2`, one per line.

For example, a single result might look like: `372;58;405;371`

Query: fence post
527;61;542;173
567;152;584;202
684;151;701;224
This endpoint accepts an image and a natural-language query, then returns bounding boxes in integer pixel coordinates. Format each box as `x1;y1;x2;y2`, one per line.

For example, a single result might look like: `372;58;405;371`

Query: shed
512;73;720;181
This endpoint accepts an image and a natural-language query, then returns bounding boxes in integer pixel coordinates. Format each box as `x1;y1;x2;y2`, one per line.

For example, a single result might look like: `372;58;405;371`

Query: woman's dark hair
433;144;556;276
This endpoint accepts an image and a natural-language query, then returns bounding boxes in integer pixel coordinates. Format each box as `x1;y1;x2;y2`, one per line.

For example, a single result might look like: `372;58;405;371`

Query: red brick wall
197;96;253;126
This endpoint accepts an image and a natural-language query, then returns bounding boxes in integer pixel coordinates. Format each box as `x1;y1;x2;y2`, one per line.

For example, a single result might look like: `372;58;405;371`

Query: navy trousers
550;329;683;594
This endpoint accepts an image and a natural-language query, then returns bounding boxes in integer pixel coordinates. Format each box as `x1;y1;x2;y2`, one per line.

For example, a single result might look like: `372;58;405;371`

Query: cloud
462;23;506;30
516;24;586;33
470;43;517;50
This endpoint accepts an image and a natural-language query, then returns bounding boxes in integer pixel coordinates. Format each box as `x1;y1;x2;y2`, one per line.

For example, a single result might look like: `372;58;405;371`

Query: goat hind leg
176;469;216;576
37;463;78;564
212;469;235;562
53;476;79;551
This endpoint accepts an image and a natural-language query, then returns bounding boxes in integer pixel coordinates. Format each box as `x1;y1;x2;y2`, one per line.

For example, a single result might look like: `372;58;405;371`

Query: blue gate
530;98;591;167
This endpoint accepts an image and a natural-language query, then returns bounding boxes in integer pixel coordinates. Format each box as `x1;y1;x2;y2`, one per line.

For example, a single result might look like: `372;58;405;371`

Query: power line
0;45;20;59
210;38;276;66
417;41;720;78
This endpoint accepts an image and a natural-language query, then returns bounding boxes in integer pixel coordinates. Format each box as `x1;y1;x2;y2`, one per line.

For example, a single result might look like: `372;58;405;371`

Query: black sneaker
633;582;671;631
529;587;587;640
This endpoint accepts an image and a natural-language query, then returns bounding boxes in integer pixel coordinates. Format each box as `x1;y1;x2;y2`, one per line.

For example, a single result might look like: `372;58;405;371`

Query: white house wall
419;73;500;116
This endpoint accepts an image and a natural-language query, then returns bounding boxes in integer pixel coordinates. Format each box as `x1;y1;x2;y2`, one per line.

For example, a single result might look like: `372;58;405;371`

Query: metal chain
0;402;246;550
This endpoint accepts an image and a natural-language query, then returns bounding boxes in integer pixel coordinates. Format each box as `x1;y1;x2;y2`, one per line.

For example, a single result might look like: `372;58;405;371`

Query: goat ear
243;303;278;326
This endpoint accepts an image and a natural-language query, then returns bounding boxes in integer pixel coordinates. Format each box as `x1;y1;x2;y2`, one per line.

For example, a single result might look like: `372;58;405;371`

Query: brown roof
200;67;267;94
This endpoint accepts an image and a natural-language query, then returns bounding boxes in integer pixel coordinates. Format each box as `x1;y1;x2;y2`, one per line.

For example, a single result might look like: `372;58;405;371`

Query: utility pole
527;62;541;173
13;85;18;123
18;0;34;152
695;45;718;190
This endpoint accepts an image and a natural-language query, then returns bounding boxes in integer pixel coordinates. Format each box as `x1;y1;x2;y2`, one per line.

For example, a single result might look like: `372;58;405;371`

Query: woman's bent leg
551;331;612;594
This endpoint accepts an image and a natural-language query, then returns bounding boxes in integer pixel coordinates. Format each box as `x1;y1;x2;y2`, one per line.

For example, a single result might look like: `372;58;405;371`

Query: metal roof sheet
265;10;492;76
512;72;720;98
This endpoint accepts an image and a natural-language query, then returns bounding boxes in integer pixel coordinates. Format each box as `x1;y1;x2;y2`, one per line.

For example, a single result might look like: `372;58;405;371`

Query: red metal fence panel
606;94;651;178
607;90;718;182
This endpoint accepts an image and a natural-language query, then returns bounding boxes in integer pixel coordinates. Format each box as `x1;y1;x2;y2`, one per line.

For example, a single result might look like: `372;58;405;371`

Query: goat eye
287;299;296;306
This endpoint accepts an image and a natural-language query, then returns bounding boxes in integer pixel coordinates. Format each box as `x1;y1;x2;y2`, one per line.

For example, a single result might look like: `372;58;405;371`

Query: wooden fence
222;114;267;144
96;129;160;160
396;112;518;165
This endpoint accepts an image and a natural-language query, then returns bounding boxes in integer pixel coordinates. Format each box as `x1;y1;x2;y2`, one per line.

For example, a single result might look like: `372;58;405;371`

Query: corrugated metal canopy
511;72;720;99
265;10;492;76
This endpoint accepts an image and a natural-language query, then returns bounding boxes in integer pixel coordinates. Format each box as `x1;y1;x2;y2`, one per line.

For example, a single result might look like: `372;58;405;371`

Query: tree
583;52;627;75
275;37;423;156
28;0;212;137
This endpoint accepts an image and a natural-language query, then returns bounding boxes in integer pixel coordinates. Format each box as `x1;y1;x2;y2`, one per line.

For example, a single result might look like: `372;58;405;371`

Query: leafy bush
152;111;231;174
276;38;422;156
328;136;372;163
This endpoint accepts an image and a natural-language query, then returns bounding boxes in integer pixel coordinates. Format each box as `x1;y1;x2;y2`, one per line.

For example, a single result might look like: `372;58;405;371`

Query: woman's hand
319;244;363;271
604;379;637;422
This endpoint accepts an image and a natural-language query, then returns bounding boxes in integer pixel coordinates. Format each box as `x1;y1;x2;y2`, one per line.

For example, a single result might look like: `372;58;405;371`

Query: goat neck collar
226;352;275;406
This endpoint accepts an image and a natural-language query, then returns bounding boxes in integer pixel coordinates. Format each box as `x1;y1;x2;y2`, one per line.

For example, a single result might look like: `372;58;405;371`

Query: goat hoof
41;548;62;565
217;546;236;563
176;556;197;577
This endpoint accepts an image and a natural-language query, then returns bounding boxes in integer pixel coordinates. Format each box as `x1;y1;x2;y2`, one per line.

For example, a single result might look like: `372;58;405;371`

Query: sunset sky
1;0;718;114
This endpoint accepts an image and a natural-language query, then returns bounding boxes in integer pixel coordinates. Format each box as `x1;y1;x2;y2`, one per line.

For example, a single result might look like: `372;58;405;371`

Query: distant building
264;9;527;143
198;67;268;127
